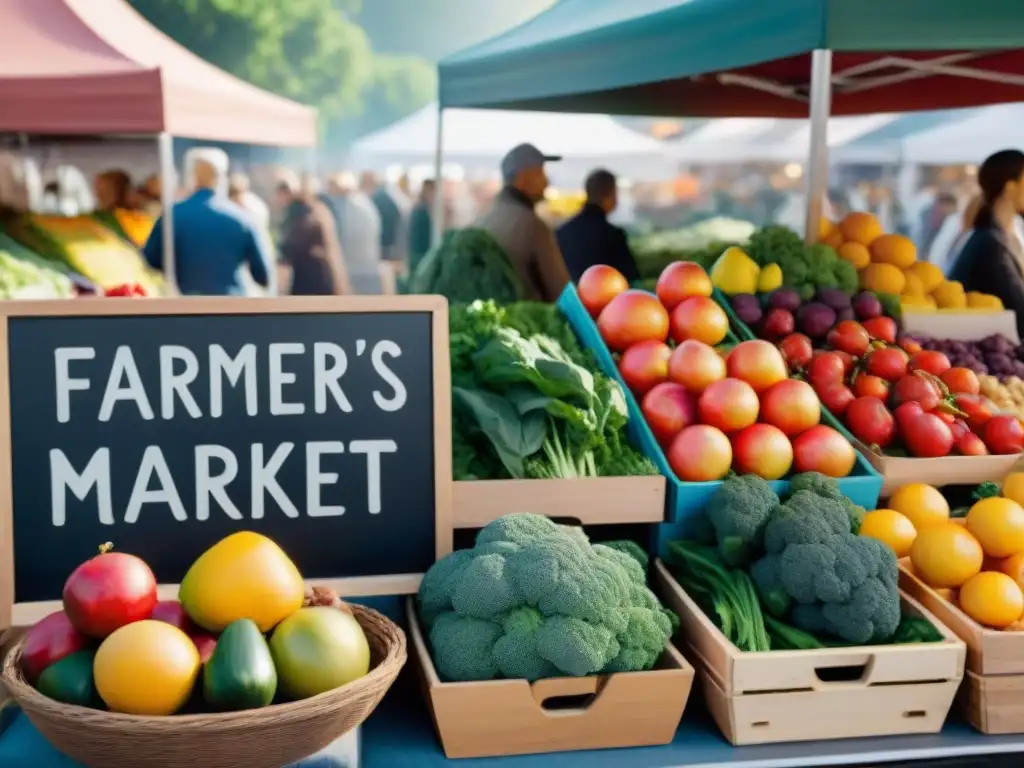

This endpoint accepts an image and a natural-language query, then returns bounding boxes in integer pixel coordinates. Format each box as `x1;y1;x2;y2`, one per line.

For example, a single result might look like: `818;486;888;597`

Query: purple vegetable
768;287;802;312
835;307;855;324
797;302;837;339
731;294;763;326
852;291;883;320
817;288;851;311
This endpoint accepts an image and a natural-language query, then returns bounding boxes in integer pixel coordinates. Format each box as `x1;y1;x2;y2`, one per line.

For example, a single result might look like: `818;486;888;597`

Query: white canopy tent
347;103;675;185
670;114;899;164
901;103;1024;165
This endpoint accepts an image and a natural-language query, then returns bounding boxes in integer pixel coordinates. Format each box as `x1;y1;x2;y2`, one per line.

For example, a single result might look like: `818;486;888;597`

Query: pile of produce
578;262;857;482
21;533;371;714
894;477;1024;630
418;513;677;681
915;333;1024;380
4;214;161;293
729;286;900;349
798;320;1024;458
819;212;1002;312
450;300;656;480
0;232;74;299
980;375;1024;421
408;228;522;303
630;217;755;278
666;473;942;650
741;224;859;299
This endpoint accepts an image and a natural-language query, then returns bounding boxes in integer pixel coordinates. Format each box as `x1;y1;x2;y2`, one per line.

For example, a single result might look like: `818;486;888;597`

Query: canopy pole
157;132;178;294
431;107;445;247
803;49;833;244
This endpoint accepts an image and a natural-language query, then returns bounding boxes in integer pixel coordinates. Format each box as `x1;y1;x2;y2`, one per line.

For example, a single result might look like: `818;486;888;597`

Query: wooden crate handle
809;653;875;688
530;676;602;710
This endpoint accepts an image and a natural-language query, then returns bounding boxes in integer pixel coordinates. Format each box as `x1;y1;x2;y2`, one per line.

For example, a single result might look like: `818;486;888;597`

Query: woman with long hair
948;150;1024;335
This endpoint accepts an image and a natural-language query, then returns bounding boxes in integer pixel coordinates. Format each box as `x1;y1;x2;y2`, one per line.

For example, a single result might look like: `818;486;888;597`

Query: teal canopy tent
436;0;1024;240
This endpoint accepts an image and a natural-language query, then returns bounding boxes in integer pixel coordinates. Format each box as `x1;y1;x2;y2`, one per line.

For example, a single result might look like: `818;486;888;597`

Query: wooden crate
405;598;693;758
901;563;1024;733
861;450;1023;497
452;476;666;528
654;560;965;745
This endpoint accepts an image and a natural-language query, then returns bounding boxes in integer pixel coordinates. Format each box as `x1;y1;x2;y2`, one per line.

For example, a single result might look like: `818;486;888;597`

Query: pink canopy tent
0;0;317;146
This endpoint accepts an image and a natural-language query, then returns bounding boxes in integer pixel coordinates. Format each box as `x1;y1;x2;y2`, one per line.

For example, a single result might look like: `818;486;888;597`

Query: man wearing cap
475;143;571;302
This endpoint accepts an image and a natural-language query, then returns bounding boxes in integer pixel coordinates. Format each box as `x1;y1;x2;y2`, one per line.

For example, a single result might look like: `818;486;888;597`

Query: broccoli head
789;472;866;534
750;493;901;644
704;475;779;567
418;514;677;682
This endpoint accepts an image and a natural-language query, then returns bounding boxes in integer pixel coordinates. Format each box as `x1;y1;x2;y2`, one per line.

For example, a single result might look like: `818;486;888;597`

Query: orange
839;211;883;246
822;230;845;250
910;523;984;588
818;216;836;241
998;551;1024;590
901;272;926;297
837;241;871;270
888;483;950;531
870;233;917;269
93;620;200;715
860;509;917;557
966;497;1024;558
1003;472;1024;507
907;261;944;294
959;572;1024;629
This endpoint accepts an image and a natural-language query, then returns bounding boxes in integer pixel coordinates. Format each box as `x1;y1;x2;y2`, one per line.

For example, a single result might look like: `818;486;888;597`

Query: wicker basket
1;604;407;768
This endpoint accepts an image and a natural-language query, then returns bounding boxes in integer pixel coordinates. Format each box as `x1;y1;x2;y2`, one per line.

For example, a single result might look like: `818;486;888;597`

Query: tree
129;0;375;118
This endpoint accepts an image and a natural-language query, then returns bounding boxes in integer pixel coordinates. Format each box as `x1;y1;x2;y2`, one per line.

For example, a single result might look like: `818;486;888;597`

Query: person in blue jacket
143;149;270;295
556;168;640;284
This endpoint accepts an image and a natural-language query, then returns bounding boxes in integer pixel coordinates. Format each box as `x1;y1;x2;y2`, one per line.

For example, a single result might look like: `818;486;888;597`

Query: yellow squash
179;531;305;632
709;246;760;295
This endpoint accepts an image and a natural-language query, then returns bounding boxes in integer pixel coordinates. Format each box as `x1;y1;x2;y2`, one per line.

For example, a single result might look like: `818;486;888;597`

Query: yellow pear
179;531;304;632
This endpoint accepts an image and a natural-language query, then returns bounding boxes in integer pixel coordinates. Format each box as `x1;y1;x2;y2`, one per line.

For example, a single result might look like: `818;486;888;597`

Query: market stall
0;0;318;292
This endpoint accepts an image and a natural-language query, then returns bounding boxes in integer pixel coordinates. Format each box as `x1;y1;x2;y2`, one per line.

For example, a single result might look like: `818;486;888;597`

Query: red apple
759;379;821;436
618;340;671;396
641;382;698;445
150;600;196;633
62;543;158;638
731;424;793;480
597;290;670;351
655;261;712;310
578;265;629;317
759;308;795;341
20;611;90;683
725;340;788;393
792;425;857;477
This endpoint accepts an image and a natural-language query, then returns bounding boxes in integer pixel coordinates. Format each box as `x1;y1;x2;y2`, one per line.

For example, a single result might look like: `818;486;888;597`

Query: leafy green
408;228;522;303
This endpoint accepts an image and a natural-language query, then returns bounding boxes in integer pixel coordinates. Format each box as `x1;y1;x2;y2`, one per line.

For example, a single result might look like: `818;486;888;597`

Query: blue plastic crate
557;284;883;536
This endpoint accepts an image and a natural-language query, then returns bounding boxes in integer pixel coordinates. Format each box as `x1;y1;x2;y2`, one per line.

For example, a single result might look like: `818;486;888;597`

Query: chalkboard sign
0;296;452;628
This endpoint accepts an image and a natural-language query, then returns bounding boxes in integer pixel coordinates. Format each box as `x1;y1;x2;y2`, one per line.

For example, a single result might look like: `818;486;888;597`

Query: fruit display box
857;447;1023;497
900;562;1024;734
452;476;666;529
654;560;965;746
557;283;883;529
405;598;694;759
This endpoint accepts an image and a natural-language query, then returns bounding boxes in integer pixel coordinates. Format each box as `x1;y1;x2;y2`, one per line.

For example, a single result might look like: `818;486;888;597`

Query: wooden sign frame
0;295;453;630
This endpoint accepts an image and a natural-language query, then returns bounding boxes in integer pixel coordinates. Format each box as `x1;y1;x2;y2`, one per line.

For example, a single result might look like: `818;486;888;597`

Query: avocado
202;619;277;710
36;649;100;708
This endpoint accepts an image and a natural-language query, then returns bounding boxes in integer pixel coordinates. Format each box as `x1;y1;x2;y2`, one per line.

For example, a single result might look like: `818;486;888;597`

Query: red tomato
897;336;923;355
667;425;733;481
597;290;669;351
779;333;813;371
655;261;712;310
667;339;726;394
902;412;954;458
862;317;898;343
890;373;942;411
827;320;870;357
817;383;855;416
852;373;889;400
725;340;788;393
940;367;981;395
957;432;990;456
931;409;956;426
699;378;760;433
759;308;796;341
641;382;698;445
62;545;158;638
845;397;896;448
792;425;857;477
910;350;952;376
955;393;996;434
150;600;196;634
731;424;794;480
578;265;629;317
833;350;855;376
865;347;910;382
20;611;90;683
984;414;1024;455
808;352;847;390
619;340;672;396
949;418;971;440
894;401;924;431
760;380;821;436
